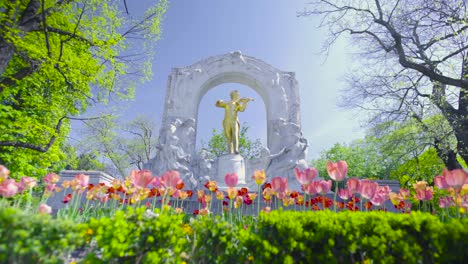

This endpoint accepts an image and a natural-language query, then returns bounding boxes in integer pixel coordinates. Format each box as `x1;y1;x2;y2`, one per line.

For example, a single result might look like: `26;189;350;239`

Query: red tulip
294;167;317;185
327;160;348;181
224;173;238;187
63;193;72;204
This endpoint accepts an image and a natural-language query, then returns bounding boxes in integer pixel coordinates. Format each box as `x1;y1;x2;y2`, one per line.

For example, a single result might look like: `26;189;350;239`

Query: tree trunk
0;38;15;77
433;137;462;170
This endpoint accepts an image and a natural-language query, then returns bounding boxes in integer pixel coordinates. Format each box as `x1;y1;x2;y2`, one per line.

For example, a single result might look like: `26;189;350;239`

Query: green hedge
244;210;468;264
0;207;85;264
1;207;467;263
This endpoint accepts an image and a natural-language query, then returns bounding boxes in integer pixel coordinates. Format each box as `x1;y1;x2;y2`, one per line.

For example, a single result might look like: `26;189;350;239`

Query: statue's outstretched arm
216;100;226;108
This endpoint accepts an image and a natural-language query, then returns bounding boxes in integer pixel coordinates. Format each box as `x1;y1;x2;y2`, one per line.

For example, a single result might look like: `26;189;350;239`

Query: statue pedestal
217;154;246;187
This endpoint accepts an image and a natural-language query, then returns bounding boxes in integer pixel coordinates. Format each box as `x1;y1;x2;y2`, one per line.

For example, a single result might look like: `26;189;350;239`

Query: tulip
439;196;452;208
38;204;52;214
0;165;10;182
74;174;90;188
0;179;19;198
63;193;72;204
338;188;352;200
360;180;378;200
252;170;266;185
327;160;348;181
204;181;218;192
318;180;332;194
227;187;238;200
161;170;183;189
271;176;288;194
44;173;60;184
444;169;468;190
370;186;390;206
304;182;318;195
434;175;449;189
224;173;238;187
294;167;317;185
347;178;361;194
129;170;153;189
412;181;427;191
18;176;37;193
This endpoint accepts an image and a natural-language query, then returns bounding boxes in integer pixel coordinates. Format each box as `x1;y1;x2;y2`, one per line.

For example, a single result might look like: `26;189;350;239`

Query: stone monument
147;51;308;189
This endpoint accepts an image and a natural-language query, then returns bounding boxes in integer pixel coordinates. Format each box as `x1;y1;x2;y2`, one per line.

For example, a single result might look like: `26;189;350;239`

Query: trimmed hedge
244;210;468;263
1;207;467;263
0;207;85;264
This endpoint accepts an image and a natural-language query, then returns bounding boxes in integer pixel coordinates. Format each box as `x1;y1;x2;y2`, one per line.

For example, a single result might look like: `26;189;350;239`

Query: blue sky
76;0;367;160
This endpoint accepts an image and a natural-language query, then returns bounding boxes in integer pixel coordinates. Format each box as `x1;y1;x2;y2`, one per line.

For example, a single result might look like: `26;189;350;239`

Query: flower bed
1;162;468;262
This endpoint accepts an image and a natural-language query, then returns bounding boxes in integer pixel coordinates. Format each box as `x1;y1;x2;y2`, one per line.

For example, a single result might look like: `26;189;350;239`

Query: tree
301;0;468;169
0;0;168;177
201;124;264;160
78;115;158;178
311;118;451;181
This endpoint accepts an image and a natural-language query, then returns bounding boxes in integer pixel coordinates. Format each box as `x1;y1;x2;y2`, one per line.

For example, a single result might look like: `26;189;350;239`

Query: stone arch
151;51;308;189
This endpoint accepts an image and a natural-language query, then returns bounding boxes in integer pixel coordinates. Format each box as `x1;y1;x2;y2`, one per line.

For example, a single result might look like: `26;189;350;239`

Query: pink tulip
444;169;468;189
74;174;90;188
315;180;332;194
129;170;153;189
0;179;19;198
0;165;10;181
439;196;452;208
270;176;288;194
151;177;162;188
370;186;391;206
161;170;184;189
327;160;348;181
294;167;317;185
18;176;37;192
44;173;60;184
338;188;351;200
360;180;379;200
434;175;449;189
304;182;318;195
38;204;52;214
415;187;433;201
347;178;361;194
224;173;238;188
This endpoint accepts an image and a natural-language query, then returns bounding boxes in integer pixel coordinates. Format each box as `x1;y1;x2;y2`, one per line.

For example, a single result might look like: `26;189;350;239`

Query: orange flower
413;181;427;191
204;181;218;192
263;187;273;201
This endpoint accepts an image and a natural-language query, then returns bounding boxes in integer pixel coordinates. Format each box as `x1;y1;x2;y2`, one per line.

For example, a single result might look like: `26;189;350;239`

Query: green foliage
312;118;454;180
188;215;251;263
203;124;263;159
0;207;85;263
84;207;189;263
0;0;167;177
2;206;468;263
391;148;446;186
243;210;468;264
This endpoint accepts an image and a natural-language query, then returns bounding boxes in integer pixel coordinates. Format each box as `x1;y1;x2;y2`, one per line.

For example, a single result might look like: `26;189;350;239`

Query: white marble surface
217;154;246;187
148;51;308;186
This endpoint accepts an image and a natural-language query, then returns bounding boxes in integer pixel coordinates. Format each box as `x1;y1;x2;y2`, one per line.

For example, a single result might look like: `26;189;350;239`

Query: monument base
217;154;246;187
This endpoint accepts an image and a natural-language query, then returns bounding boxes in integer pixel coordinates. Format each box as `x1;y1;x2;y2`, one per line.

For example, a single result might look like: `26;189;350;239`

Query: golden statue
216;90;254;154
